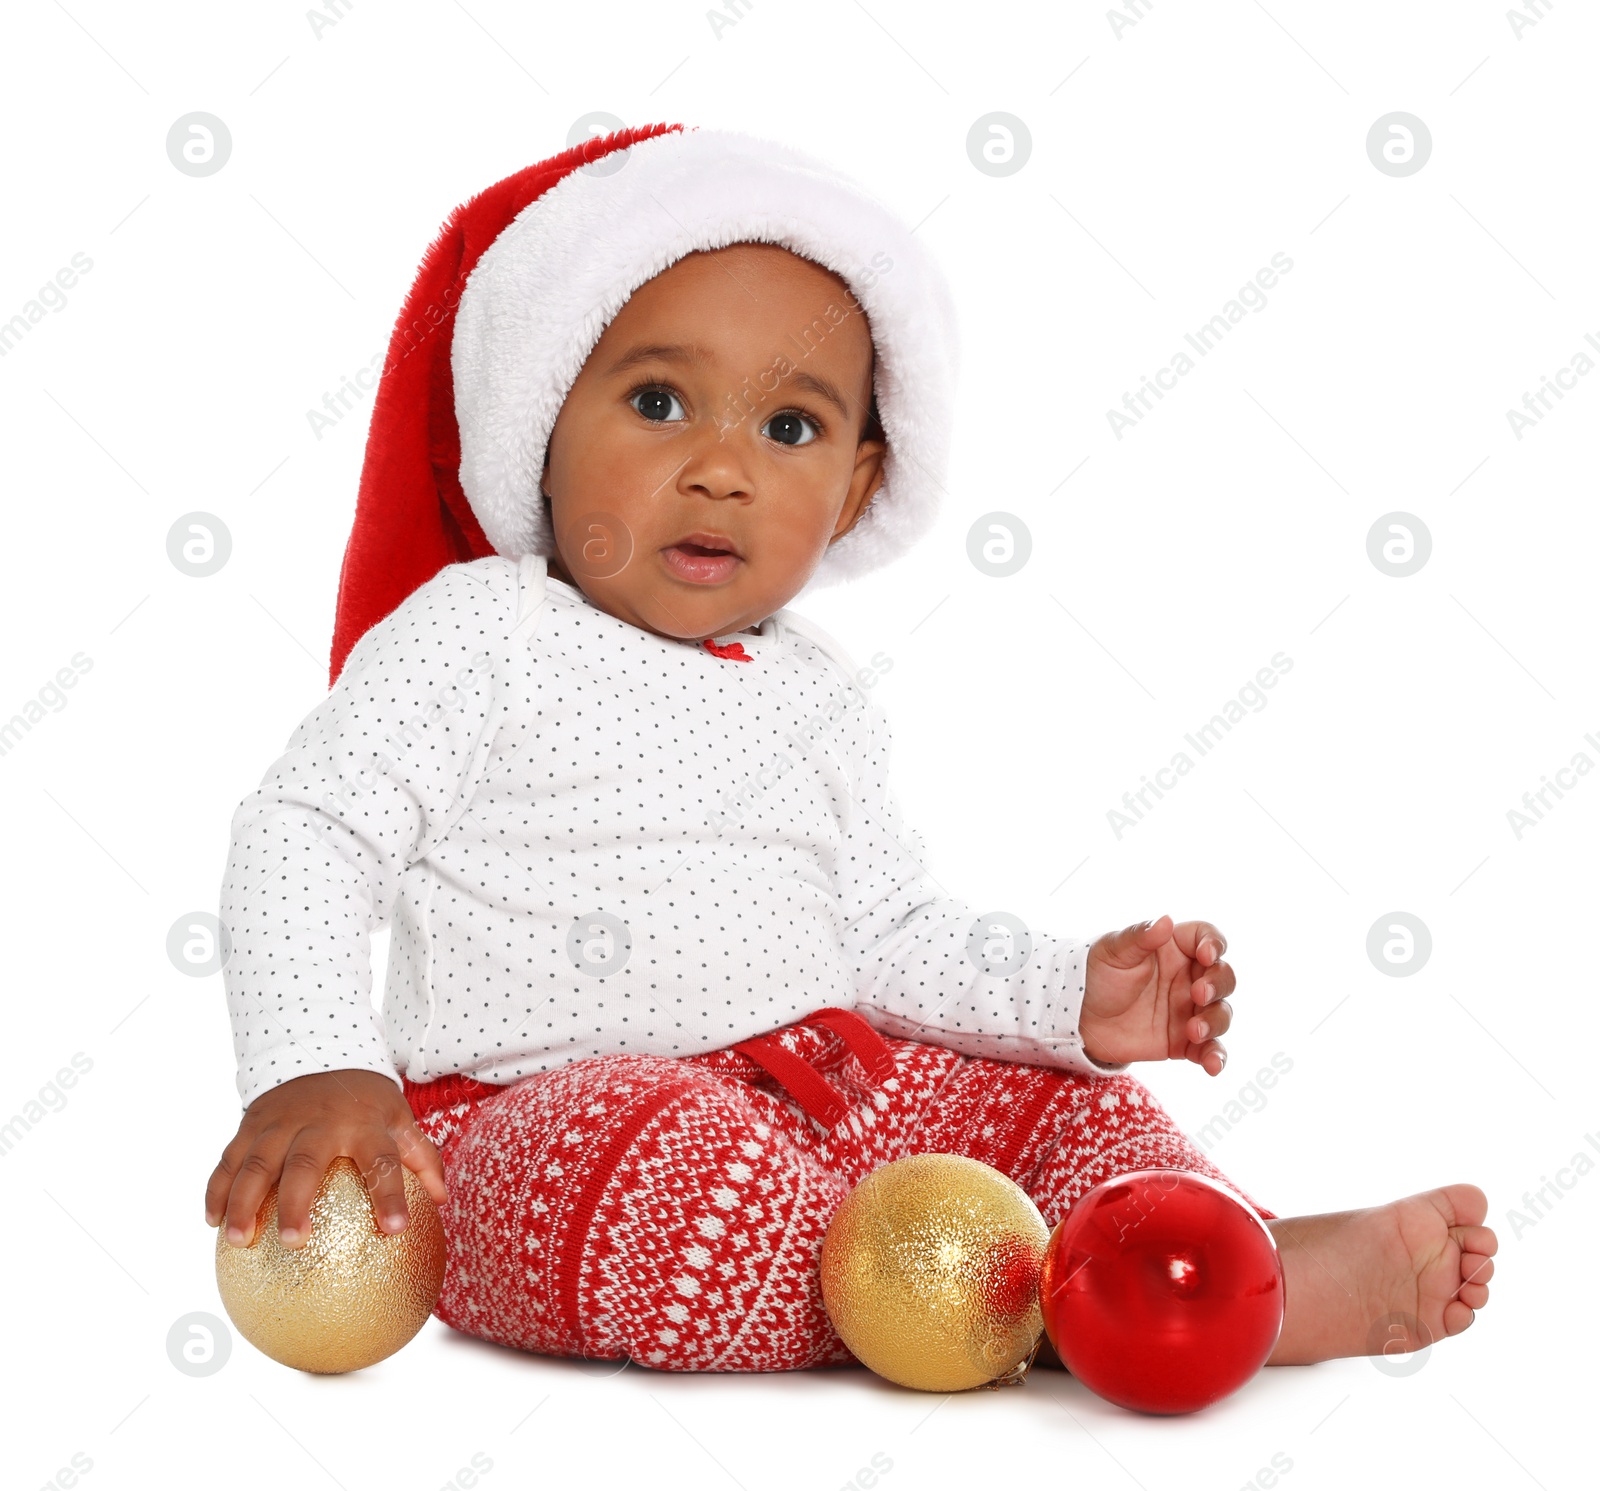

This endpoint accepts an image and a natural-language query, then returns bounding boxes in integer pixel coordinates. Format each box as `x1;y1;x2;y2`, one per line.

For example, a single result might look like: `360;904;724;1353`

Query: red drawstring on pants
402;1007;897;1129
731;1006;896;1129
402;1068;504;1120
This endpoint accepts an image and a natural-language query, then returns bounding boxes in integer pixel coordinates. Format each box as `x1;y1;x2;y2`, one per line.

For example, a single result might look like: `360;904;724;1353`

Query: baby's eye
762;410;821;447
630;385;687;423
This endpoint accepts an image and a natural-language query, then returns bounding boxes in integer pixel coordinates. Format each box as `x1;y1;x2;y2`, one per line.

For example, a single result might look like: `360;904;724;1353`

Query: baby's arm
837;703;1128;1076
208;559;522;1249
217;559;520;1112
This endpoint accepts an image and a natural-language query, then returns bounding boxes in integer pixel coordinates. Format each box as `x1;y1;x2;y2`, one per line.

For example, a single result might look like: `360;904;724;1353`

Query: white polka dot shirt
218;554;1126;1110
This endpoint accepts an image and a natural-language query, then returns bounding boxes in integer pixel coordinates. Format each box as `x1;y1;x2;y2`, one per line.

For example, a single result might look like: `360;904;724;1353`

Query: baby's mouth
661;540;742;585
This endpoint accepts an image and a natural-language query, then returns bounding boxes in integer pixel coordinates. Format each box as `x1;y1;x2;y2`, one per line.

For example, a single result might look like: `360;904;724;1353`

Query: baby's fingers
1192;958;1236;1007
1187;1037;1227;1076
204;1132;253;1230
220;1144;285;1247
393;1123;449;1209
274;1143;339;1248
343;1141;416;1244
276;1131;443;1249
1186;997;1233;1046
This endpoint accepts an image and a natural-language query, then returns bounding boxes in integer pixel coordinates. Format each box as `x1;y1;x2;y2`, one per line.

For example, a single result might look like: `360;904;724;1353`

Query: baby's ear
855;433;888;483
834;446;887;542
861;392;884;445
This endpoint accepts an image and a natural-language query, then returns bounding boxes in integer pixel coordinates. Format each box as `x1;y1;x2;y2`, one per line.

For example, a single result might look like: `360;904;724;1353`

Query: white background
1;1;1591;1487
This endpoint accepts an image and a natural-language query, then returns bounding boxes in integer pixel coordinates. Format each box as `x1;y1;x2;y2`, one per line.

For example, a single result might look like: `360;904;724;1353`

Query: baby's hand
204;1069;448;1250
1079;916;1235;1075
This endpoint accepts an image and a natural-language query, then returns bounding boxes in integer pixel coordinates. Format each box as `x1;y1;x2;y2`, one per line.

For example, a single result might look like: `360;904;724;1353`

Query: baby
204;124;1494;1376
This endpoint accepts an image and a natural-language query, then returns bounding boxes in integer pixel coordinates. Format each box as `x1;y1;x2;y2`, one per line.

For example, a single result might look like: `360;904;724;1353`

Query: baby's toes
1441;1182;1489;1227
1457;1250;1494;1310
1452;1222;1498;1257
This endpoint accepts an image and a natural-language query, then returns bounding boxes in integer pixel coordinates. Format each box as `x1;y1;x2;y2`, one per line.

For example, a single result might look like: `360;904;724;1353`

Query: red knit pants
400;1007;1276;1373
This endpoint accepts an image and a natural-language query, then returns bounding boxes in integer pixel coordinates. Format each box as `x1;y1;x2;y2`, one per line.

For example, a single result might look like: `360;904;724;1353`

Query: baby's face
539;242;885;641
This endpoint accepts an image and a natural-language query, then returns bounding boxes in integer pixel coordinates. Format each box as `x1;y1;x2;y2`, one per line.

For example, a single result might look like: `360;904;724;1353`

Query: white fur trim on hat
450;126;961;590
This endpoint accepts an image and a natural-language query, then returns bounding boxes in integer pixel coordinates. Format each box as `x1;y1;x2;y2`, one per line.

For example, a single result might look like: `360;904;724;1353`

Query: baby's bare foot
1266;1183;1497;1366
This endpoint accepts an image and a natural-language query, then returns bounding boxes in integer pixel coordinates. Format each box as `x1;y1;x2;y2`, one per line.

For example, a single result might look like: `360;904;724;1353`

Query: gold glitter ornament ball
820;1153;1050;1392
214;1157;446;1374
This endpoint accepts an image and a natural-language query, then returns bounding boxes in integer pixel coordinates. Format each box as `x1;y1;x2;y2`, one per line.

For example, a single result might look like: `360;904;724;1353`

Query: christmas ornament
214;1157;446;1374
1039;1169;1284;1414
820;1153;1049;1392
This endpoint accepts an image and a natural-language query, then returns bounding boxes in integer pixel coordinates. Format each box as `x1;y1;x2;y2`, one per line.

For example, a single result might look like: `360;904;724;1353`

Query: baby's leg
1252;1187;1496;1365
909;1061;1275;1370
911;1061;1496;1367
410;1054;863;1370
912;1061;1279;1223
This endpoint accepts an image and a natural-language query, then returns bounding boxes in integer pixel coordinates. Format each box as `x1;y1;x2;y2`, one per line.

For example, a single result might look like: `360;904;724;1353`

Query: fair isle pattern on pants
401;1007;1276;1373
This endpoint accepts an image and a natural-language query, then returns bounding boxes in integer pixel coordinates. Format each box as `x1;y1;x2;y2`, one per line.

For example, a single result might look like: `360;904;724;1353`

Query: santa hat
328;121;961;687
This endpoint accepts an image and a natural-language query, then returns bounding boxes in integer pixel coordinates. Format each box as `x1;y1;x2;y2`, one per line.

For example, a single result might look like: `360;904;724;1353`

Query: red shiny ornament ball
1039;1170;1285;1414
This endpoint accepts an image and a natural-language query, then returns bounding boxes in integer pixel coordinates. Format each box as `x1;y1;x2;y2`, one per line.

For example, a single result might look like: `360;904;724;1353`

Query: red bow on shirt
702;638;752;662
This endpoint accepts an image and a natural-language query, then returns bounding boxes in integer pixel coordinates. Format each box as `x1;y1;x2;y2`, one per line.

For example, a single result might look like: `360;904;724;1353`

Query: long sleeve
836;699;1129;1077
217;561;518;1111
